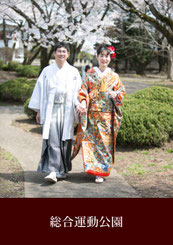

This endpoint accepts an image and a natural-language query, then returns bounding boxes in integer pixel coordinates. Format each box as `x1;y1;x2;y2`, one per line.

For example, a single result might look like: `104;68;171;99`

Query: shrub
24;98;37;119
117;86;173;147
2;64;8;71
0;78;36;103
16;65;40;78
7;61;19;71
0;60;5;70
1;61;19;71
131;86;173;105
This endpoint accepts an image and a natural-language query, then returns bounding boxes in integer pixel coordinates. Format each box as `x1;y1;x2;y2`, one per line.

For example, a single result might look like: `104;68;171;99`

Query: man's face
54;47;69;63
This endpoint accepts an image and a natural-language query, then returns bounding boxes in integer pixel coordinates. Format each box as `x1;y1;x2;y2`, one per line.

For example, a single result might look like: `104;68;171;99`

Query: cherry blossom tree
0;5;15;62
0;3;40;64
110;0;173;80
1;0;117;70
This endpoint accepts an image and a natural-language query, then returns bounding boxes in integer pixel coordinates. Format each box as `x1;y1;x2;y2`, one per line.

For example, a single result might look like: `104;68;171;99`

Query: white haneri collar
94;67;111;77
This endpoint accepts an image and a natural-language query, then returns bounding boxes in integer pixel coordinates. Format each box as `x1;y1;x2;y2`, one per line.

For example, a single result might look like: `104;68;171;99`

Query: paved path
123;81;153;94
0;104;140;198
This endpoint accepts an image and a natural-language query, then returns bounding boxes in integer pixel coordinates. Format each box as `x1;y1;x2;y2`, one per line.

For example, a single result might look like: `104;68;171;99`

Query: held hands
77;103;87;115
109;91;118;99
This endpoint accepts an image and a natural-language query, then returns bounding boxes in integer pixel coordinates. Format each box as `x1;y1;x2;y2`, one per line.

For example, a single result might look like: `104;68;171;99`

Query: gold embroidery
99;77;107;92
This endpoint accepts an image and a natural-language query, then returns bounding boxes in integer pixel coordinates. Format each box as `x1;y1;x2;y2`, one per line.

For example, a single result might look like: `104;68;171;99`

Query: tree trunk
167;45;173;81
68;42;84;66
135;52;154;75
27;48;40;65
11;42;16;61
22;46;29;65
22;43;41;65
158;54;167;73
158;45;168;73
26;48;41;65
68;44;78;65
40;47;49;71
136;63;146;75
2;18;8;48
48;46;54;63
124;59;128;73
2;18;9;63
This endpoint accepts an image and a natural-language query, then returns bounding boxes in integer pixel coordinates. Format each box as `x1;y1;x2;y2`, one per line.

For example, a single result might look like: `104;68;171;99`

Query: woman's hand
36;110;40;124
109;91;117;99
77;103;87;115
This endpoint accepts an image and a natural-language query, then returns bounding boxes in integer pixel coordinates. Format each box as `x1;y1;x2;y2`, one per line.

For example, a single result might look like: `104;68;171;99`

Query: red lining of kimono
86;170;111;177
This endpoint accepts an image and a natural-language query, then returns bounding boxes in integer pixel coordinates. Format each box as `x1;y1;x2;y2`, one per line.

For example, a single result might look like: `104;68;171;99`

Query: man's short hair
53;42;70;52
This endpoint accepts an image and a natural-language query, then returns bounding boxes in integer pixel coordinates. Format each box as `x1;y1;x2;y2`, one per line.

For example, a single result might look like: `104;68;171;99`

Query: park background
0;0;173;244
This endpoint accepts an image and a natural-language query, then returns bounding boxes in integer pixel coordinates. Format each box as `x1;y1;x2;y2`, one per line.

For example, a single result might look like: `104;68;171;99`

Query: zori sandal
95;176;104;183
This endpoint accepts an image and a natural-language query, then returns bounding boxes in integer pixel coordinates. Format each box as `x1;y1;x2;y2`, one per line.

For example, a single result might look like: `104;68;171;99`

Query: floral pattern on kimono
72;67;125;177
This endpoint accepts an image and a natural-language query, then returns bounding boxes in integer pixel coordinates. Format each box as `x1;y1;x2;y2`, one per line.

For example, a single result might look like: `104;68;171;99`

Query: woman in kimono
74;44;125;183
28;42;82;183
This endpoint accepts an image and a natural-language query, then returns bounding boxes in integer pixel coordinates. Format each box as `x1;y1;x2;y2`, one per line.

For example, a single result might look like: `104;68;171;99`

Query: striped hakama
37;91;72;175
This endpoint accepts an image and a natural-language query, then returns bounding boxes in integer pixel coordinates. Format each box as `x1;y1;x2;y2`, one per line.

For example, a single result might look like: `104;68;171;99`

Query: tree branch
43;0;49;17
144;0;173;31
101;0;110;21
30;0;46;19
49;1;56;20
31;3;37;23
8;4;35;26
7;3;49;34
110;0;173;46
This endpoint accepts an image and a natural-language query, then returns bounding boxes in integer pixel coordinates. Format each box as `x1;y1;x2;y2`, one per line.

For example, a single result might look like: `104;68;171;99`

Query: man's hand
36;110;40;124
76;104;87;115
109;91;117;99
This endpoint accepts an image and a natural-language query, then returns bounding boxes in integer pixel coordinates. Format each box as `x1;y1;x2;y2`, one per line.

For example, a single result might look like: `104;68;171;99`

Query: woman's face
97;50;111;70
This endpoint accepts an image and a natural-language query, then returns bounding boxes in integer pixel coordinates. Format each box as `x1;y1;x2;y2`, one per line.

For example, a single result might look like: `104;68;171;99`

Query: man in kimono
28;42;82;183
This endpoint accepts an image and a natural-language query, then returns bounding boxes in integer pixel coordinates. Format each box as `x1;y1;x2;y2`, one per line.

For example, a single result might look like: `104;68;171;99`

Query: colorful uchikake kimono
72;67;125;177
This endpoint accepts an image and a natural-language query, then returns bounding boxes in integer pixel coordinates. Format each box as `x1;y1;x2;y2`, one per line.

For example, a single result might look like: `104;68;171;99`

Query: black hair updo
96;44;110;56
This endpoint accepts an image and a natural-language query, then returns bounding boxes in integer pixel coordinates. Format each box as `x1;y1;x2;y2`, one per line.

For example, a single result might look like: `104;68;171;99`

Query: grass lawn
0;147;24;198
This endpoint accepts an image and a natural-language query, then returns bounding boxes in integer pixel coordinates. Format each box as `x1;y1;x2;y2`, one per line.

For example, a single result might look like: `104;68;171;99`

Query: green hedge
16;65;40;78
1;61;20;71
1;64;8;71
117;86;173;147
7;61;19;71
131;86;173;105
0;60;5;70
24;98;37;119
1;62;40;78
0;77;36;103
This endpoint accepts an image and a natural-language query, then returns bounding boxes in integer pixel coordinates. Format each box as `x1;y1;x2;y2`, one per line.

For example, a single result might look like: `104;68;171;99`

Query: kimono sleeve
77;72;91;132
73;70;82;107
78;73;90;108
28;71;44;111
112;74;125;107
